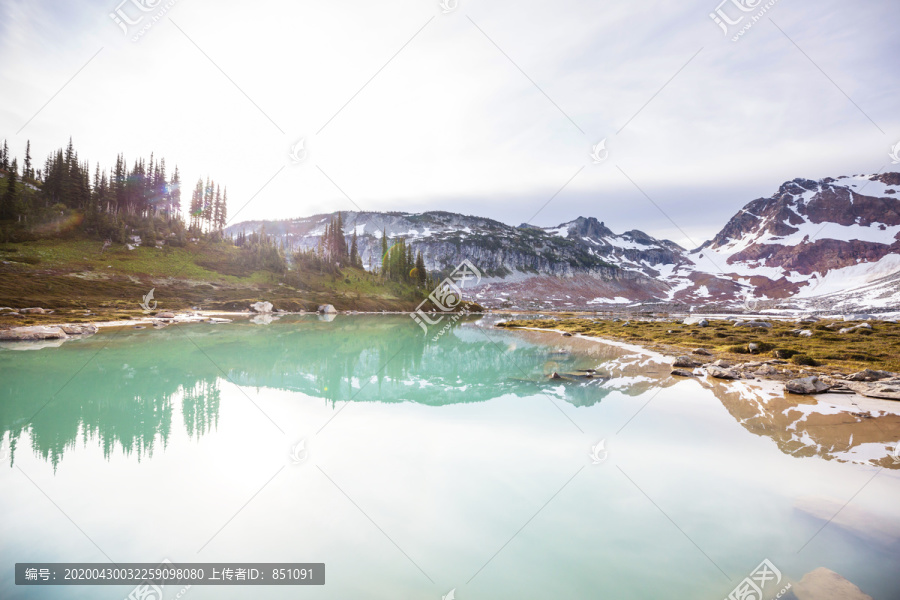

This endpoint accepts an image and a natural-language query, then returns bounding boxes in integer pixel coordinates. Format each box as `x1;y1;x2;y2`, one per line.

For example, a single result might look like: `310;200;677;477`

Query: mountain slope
227;172;900;311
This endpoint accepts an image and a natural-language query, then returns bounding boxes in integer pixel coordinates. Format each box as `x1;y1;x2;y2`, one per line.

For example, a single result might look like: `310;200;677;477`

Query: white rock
250;301;274;313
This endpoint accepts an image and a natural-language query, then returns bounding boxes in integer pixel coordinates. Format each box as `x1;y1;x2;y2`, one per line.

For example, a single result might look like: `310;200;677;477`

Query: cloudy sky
1;0;897;247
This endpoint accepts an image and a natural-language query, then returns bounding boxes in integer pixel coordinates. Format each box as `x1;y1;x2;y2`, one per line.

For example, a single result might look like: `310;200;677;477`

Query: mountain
684;173;900;311
226;173;900;312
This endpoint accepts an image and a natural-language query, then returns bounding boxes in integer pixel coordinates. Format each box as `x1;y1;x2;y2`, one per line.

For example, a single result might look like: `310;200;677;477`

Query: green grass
0;236;426;314
497;317;900;373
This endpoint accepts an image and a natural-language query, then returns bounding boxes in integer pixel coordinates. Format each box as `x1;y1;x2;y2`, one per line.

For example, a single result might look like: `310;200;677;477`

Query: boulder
786;376;831;395
692;348;713;356
733;320;772;328
0;326;67;341
671;369;696;377
318;304;337;314
846;368;893;382
748;342;760;353
798;329;813;337
672;355;699;368
19;307;46;314
156;312;176;319
707;366;740;380
753;364;778;377
549;372;562;380
711;359;732;368
561;332;573;337
250;301;274;313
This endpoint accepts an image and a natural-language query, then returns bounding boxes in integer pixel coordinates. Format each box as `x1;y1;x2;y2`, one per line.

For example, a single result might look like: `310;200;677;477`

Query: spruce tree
350;230;359;267
1;166;18;220
24;140;32;180
415;251;426;287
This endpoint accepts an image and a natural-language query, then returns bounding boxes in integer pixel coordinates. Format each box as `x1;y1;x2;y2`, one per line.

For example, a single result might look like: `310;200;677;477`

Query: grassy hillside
0;236;424;322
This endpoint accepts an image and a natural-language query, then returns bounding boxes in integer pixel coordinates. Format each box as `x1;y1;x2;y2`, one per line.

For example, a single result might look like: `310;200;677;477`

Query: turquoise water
1;315;899;599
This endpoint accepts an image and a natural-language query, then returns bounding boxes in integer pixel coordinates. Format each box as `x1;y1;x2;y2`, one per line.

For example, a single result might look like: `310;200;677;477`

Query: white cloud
1;0;897;244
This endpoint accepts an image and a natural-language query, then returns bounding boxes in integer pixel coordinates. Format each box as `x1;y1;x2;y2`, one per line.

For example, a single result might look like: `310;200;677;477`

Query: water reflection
1;315;897;470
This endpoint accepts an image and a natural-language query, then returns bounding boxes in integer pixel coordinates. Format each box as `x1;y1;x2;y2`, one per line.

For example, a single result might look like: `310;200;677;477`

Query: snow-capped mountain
683;173;900;310
227;172;900;311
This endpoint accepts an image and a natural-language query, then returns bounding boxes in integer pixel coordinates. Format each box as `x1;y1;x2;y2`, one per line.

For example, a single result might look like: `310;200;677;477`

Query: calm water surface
1;315;899;599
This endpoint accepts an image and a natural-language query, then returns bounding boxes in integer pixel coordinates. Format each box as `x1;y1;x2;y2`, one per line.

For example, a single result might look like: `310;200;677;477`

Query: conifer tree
350;230;359;267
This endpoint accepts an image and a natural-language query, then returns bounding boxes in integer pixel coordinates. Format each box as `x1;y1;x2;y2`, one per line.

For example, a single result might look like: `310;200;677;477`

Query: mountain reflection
0;316;615;468
1;315;897;470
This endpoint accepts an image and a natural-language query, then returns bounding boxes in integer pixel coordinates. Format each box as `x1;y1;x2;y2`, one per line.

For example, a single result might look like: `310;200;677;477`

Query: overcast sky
1;0;897;248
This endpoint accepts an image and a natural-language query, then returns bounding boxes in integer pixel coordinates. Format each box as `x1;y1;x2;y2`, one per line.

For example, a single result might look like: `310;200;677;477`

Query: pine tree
415;251;426;287
219;188;228;230
189;179;202;231
212;185;222;235
24;140;32;180
350;230;359;267
1;165;18;220
168;166;181;220
381;229;389;278
0;140;8;171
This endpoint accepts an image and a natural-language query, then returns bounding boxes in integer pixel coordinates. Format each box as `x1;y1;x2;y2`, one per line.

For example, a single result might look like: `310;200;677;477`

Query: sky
1;0;898;248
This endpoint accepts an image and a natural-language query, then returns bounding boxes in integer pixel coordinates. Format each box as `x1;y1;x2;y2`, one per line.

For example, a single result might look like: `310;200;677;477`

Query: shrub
791;354;819;366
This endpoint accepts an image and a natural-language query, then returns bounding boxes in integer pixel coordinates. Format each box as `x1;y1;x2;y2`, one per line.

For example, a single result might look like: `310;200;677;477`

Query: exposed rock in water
671;369;696;377
561;332;573;337
0;326;67;341
318;304;337;314
549;372;562;380
706;365;740;380
250;301;274;313
711;359;732;368
785;376;831;395
846;381;900;401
